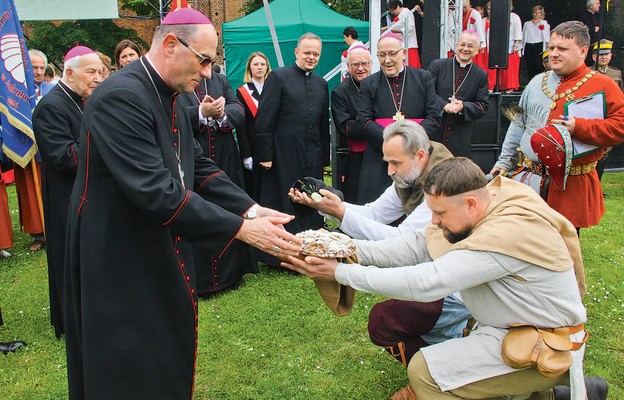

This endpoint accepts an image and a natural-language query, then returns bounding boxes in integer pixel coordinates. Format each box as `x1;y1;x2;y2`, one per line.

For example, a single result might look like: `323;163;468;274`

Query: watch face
246;207;257;219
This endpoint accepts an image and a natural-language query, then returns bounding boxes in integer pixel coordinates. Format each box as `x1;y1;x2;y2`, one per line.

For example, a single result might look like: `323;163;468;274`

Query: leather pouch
501;324;588;377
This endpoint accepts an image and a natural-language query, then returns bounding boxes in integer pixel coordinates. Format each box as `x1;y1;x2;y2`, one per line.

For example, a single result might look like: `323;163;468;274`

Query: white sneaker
0;250;11;258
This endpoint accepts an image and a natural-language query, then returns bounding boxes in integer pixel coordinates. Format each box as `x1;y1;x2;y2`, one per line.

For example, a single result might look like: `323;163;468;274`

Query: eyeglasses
176;36;214;67
349;61;371;68
456;42;477;50
377;49;403;59
299;50;321;58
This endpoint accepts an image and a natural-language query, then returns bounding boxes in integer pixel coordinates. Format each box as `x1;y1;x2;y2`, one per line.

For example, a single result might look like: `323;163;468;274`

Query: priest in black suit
255;33;330;239
331;46;372;203
357;33;442;204
180;74;258;294
63;9;301;399
32;46;103;339
428;30;489;158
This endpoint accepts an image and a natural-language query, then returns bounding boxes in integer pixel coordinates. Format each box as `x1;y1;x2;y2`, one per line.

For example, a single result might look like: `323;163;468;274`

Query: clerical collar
455;58;471;68
295;62;313;76
58;80;83;103
143;54;178;98
386;65;405;80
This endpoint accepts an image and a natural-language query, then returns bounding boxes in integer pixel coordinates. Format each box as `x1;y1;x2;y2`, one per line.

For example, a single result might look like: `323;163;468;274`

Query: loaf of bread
296;229;356;258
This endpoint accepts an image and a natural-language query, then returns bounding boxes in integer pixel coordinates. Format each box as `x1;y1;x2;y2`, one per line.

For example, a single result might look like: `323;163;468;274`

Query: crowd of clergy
1;1;622;399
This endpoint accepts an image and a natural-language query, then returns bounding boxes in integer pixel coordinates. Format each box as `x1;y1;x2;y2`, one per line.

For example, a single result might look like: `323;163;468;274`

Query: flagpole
29;157;45;234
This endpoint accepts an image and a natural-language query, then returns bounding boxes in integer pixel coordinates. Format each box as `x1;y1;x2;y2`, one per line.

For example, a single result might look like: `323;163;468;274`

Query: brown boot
389;385;417;400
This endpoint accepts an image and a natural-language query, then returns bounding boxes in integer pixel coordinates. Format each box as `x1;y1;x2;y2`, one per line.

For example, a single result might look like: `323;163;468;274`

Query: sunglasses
176;36;214;67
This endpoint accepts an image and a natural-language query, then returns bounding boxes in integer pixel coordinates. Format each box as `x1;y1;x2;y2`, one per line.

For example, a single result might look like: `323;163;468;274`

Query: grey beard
392;166;422;189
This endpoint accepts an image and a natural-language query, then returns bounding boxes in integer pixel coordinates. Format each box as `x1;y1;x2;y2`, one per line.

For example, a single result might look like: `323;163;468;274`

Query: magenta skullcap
64;45;96;62
349;45;369;53
381;32;405;43
162;7;212;25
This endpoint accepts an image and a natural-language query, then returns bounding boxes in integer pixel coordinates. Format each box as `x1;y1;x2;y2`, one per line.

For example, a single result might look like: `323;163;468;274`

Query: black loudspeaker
487;0;511;69
420;0;441;69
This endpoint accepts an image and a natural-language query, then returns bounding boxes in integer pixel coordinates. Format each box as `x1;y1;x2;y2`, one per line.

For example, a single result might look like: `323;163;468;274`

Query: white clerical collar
252;79;264;94
456;59;471;68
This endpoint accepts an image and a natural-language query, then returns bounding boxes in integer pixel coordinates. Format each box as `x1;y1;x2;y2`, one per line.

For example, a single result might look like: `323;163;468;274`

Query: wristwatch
243;205;258;220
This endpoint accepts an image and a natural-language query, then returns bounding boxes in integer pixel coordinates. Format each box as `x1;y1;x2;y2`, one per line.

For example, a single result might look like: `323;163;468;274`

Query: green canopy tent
222;0;369;92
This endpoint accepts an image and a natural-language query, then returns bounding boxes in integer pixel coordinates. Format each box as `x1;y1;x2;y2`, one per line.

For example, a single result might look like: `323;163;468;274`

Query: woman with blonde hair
236;51;271;199
522;5;550;81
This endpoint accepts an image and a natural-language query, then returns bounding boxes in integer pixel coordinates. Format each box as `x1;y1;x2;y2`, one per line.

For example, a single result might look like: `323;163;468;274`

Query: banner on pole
0;0;37;168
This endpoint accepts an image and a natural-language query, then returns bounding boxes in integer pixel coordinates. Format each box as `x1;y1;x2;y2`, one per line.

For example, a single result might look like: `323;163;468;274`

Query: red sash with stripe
238;85;258;117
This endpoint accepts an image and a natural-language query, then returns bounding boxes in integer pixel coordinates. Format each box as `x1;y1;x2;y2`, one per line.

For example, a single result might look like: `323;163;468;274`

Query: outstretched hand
236;214;302;258
288;188;346;221
281;255;339;281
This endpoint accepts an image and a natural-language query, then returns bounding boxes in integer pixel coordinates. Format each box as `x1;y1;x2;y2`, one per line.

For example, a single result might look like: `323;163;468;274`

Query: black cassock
236;81;263;200
32;81;84;338
180;75;258;294
331;77;366;203
64;58;255;399
255;64;330;236
357;67;442;204
428;57;489;158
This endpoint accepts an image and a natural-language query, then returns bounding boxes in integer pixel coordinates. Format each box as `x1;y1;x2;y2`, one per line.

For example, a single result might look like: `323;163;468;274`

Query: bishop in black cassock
180;74;258;294
63;13;301;399
428;31;489;158
254;35;330;241
32;47;103;339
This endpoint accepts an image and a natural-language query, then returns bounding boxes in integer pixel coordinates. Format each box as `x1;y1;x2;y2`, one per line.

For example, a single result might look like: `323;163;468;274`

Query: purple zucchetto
161;7;212;25
380;32;405;43
64;46;96;62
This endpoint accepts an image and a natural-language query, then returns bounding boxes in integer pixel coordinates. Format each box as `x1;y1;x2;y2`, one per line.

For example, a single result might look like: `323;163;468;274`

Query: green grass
1;173;623;399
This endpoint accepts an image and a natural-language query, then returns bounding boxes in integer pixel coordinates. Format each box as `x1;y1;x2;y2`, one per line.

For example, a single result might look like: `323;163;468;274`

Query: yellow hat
592;39;613;55
541;49;550;61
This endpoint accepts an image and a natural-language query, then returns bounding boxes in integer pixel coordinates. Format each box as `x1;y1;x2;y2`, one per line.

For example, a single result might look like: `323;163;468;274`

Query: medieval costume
356;67;442;204
331;77;366;203
64;57;256;399
495;65;624;228
340;177;587;399
254;64;330;235
180;75;258;294
428;57;489;158
32;80;84;338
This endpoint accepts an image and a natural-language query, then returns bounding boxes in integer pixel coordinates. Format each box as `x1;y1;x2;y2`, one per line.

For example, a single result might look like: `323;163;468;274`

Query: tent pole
369;0;380;73
263;0;284;67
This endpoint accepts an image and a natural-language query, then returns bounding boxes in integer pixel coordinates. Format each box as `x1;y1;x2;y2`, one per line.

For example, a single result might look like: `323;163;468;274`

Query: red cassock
0;172;13;250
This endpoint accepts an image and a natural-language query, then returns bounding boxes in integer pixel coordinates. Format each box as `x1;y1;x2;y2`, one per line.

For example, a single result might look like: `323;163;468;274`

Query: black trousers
524;42;545;81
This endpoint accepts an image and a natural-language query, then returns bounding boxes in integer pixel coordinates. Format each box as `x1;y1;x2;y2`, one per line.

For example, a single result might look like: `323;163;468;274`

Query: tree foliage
24;20;147;69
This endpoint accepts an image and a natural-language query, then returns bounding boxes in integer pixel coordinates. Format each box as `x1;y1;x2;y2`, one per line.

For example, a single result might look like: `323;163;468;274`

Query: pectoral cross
448;95;456;102
393;111;405;121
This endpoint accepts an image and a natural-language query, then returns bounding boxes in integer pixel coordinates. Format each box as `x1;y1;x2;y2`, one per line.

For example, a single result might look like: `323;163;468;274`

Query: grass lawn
1;172;623;399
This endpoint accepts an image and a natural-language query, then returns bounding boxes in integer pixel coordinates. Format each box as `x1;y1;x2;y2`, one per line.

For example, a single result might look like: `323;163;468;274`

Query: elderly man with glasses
331;46;372;202
62;7;301;399
356;33;441;204
427;29;489;158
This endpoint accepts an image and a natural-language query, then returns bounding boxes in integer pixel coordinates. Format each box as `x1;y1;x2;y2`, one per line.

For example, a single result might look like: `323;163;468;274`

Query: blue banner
0;0;37;168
